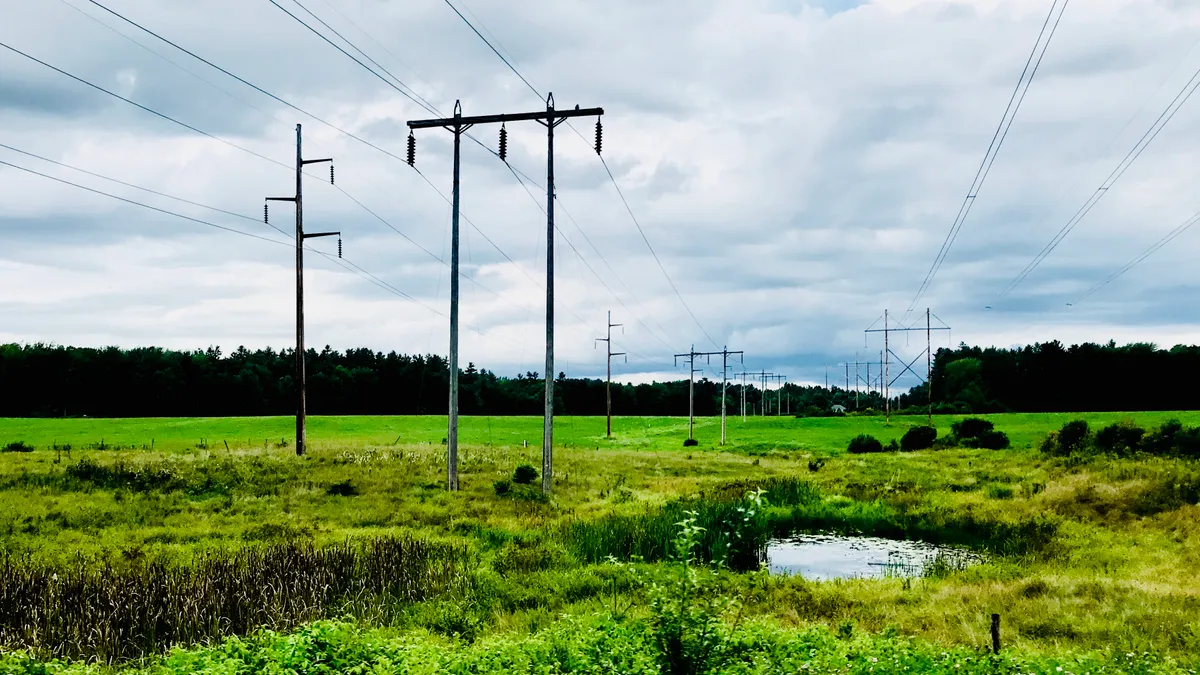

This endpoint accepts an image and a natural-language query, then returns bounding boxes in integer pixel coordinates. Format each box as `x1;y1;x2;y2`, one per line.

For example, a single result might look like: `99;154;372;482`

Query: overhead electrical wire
268;0;674;346
439;0;717;349
905;0;1069;317
1072;207;1200;305
23;4;545;319
999;56;1200;299
0;149;534;346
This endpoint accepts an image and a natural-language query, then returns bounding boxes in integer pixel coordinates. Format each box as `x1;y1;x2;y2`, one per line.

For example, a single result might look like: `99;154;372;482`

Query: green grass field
2;411;1199;673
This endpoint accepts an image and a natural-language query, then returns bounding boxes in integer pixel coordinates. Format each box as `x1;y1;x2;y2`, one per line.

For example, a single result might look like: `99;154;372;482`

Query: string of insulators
338;237;342;259
594;118;603;155
406;132;416;166
264;203;269;224
498;124;508;162
330;164;335;185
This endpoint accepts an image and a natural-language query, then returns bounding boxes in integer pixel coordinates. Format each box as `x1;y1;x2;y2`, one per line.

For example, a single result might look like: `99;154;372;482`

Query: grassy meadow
1;411;1199;673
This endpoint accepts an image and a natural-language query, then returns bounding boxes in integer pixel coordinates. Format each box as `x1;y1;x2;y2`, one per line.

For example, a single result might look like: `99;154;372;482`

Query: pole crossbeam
407;107;603;129
409;95;603;494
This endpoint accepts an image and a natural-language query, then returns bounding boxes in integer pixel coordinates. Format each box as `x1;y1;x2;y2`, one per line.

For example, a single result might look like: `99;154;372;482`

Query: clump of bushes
940;417;1010;450
951;418;993;439
847;434;884;454
682;438;699;447
1043;418;1200;458
900;426;937;451
512;464;538;485
2;441;34;453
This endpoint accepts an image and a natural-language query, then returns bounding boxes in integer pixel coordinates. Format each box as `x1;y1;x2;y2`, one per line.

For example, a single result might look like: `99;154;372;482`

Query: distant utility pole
738;372;750;421
674;346;742;442
264;123;337;457
864;308;950;423
594;311;625;438
767;374;787;416
409;95;604;494
746;369;773;415
719;348;744;445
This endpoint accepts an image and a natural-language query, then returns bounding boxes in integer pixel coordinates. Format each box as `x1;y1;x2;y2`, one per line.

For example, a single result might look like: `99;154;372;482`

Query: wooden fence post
990;613;1001;654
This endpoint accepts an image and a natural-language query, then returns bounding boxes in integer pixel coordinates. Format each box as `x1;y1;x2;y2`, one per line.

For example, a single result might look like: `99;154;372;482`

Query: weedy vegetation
0;412;1198;673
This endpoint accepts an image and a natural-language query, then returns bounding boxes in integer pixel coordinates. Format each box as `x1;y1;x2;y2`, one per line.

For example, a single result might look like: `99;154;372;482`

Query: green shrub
950;418;993;439
847;434;884;454
1058;420;1090;454
493;479;512;496
1;441;33;453
900;426;937;451
512;464;539;485
970;429;1010;450
682;438;699;447
1095;421;1145;455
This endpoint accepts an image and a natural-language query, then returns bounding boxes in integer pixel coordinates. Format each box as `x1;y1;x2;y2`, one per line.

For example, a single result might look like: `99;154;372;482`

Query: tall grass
0;536;472;663
563;477;818;570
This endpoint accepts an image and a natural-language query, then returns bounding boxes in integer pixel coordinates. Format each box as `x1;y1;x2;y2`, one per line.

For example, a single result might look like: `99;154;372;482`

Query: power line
0;158;289;246
0;40;290;172
440;0;717;348
906;0;1068;316
1000;51;1200;299
1073;207;1200;305
40;4;544;320
0;152;535;345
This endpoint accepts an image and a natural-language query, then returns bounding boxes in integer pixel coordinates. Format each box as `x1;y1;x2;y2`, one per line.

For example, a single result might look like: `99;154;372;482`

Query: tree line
0;343;882;418
924;340;1200;413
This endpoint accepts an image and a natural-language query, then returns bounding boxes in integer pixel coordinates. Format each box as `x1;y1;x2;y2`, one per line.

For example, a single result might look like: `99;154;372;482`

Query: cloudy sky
3;0;1200;389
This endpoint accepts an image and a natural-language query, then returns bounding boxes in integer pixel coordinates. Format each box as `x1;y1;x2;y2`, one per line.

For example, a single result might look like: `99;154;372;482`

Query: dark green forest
0;340;1188;418
0;343;881;418
917;340;1199;413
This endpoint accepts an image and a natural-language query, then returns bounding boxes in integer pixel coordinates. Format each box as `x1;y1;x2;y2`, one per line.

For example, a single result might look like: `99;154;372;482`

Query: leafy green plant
900;425;937;451
950;418;993;439
847;434;884;454
493;479;512;496
1096;421;1145;455
1;441;33;453
512;464;538;485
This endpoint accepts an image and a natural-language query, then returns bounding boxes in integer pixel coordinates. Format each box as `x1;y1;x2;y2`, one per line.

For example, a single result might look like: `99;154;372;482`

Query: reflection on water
766;533;982;580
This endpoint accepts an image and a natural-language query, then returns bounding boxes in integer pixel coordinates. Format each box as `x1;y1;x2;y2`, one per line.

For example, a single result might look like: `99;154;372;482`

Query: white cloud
2;0;1200;389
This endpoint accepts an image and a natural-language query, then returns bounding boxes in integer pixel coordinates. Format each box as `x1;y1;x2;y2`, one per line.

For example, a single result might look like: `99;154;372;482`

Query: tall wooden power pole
718;348;744;445
265;123;337;457
409;95;603;494
595;311;625;438
675;346;741;442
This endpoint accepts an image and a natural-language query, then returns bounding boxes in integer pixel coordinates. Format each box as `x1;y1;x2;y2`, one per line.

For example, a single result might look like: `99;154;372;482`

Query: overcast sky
3;0;1200;388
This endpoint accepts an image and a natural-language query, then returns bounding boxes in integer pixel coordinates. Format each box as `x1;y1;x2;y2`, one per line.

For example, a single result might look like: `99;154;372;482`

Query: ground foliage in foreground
1;617;1193;675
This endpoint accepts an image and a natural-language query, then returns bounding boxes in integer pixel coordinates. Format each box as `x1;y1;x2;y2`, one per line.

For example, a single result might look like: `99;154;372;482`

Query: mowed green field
2;411;1200;673
6;409;1200;453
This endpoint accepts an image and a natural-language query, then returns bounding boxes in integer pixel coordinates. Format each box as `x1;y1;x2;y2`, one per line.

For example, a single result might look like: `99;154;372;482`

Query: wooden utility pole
675;346;742;442
409;95;603;494
719;348;744;445
265;123;336;457
594;311;625;438
927;308;933;424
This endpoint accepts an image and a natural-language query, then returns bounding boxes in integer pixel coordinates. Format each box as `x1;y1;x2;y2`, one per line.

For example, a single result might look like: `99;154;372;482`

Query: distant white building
831;404;847;413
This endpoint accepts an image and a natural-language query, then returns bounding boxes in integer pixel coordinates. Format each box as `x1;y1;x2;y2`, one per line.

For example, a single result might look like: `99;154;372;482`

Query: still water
766;534;982;580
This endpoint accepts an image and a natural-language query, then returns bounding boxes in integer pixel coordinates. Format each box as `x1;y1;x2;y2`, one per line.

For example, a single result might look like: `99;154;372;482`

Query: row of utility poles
262;108;819;488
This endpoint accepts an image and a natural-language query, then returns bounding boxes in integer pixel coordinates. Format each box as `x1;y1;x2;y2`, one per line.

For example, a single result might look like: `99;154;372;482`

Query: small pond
766;534;983;580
